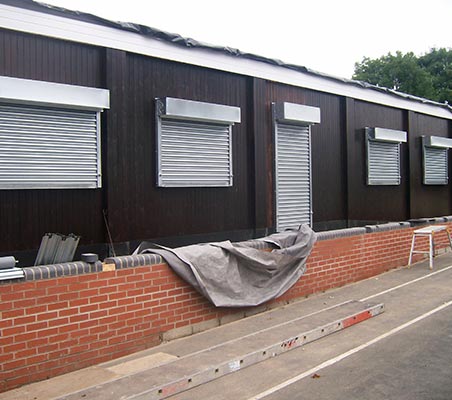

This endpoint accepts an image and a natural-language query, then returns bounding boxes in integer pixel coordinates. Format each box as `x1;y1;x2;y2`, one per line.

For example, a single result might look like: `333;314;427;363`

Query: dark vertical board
408;112;451;218
344;97;355;226
249;78;271;233
0;30;104;252
348;101;408;223
103;52;252;243
103;48;128;243
266;83;347;229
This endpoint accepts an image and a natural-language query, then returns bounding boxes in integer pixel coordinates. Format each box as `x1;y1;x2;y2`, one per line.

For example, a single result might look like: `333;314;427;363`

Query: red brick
2;308;25;319
3;341;27;353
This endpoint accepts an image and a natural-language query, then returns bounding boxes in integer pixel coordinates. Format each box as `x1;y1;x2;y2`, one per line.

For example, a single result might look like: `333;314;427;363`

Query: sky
41;0;451;79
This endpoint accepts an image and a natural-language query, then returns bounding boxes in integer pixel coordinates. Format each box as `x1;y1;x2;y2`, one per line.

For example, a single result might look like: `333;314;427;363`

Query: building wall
104;51;253;245
408;112;451;218
0;29;105;254
347;100;409;223
266;83;347;230
0;28;452;258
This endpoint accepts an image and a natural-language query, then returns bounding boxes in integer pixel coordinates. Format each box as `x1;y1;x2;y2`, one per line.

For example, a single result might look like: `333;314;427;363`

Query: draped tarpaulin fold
134;225;316;308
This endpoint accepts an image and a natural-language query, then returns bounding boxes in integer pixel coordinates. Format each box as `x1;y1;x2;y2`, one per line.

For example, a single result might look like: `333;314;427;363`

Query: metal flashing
0;2;451;120
423;135;452;149
274;102;321;125
157;97;240;124
366;127;407;143
0;75;110;111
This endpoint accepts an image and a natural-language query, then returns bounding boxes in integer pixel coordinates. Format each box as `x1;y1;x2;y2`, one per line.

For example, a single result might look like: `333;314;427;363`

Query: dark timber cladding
105;51;252;244
0;29;104;253
408;112;451;218
267;83;347;230
348;100;408;223
1;2;452;259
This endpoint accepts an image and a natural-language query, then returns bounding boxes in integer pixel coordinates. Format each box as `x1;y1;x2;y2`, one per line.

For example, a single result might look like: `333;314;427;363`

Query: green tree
419;48;452;104
353;51;436;101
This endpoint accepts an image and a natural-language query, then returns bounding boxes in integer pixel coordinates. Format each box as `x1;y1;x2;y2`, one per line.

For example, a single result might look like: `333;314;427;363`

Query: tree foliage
353;48;452;105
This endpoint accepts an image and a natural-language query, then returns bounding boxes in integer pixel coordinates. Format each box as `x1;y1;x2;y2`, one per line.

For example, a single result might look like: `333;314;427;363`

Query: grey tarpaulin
134;225;316;308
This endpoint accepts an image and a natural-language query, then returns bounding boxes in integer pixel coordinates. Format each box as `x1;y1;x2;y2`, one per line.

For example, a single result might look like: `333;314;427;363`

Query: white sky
42;0;451;79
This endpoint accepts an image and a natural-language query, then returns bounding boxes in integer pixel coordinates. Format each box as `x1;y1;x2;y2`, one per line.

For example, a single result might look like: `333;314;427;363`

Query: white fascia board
424;135;452;149
1;4;451;120
0;75;110;110
158;97;241;124
367;127;407;143
275;102;321;125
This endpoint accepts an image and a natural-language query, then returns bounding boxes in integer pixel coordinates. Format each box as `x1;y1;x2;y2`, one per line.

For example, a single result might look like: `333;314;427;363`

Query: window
0;76;109;189
366;127;407;186
422;136;452;185
273;102;321;231
155;97;241;187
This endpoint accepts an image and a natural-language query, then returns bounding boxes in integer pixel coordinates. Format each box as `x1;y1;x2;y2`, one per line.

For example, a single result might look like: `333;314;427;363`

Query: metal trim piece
366;127;407;143
157;97;240;124
274;102;321;125
0;76;110;111
423;135;452;149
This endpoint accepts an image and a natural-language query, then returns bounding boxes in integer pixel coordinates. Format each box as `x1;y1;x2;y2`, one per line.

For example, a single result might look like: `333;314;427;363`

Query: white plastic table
408;225;452;269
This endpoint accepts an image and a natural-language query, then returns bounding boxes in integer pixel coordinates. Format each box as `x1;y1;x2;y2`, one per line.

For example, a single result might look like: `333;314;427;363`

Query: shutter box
0;76;109;190
156;98;240;188
274;102;320;232
366;127;407;186
422;136;452;185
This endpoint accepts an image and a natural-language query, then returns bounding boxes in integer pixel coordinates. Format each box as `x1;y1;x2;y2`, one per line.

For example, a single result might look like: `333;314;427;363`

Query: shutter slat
276;123;311;231
0;103;100;189
424;146;448;185
367;140;401;185
159;118;232;187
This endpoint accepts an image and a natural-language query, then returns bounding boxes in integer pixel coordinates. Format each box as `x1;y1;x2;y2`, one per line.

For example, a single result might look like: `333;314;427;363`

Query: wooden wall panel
0;30;104;253
348;101;408;223
408;112;451;218
104;52;252;243
266;83;347;230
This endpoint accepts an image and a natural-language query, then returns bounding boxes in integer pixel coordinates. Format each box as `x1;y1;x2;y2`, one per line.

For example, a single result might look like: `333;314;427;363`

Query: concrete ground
169;254;452;400
2;252;452;400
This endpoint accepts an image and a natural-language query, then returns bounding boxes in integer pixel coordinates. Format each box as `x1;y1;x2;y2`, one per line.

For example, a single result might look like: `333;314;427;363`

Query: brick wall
1;221;451;392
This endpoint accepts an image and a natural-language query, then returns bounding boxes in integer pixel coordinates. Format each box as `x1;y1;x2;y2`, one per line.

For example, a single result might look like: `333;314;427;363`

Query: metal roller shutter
158;118;232;187
367;140;401;185
275;123;311;231
424;146;448;185
0;103;101;189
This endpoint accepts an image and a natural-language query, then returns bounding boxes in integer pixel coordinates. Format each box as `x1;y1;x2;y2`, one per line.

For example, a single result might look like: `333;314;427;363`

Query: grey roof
2;0;451;113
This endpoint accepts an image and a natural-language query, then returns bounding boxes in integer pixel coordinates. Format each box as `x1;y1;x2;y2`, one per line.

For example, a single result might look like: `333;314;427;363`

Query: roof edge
1;0;451;119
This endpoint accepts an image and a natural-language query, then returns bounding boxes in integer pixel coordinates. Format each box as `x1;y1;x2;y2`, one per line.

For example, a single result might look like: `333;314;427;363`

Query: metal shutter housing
366;127;407;186
156;97;240;188
367;140;401;185
422;136;452;185
423;146;448;185
0;103;101;189
158;119;232;187
275;123;312;231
